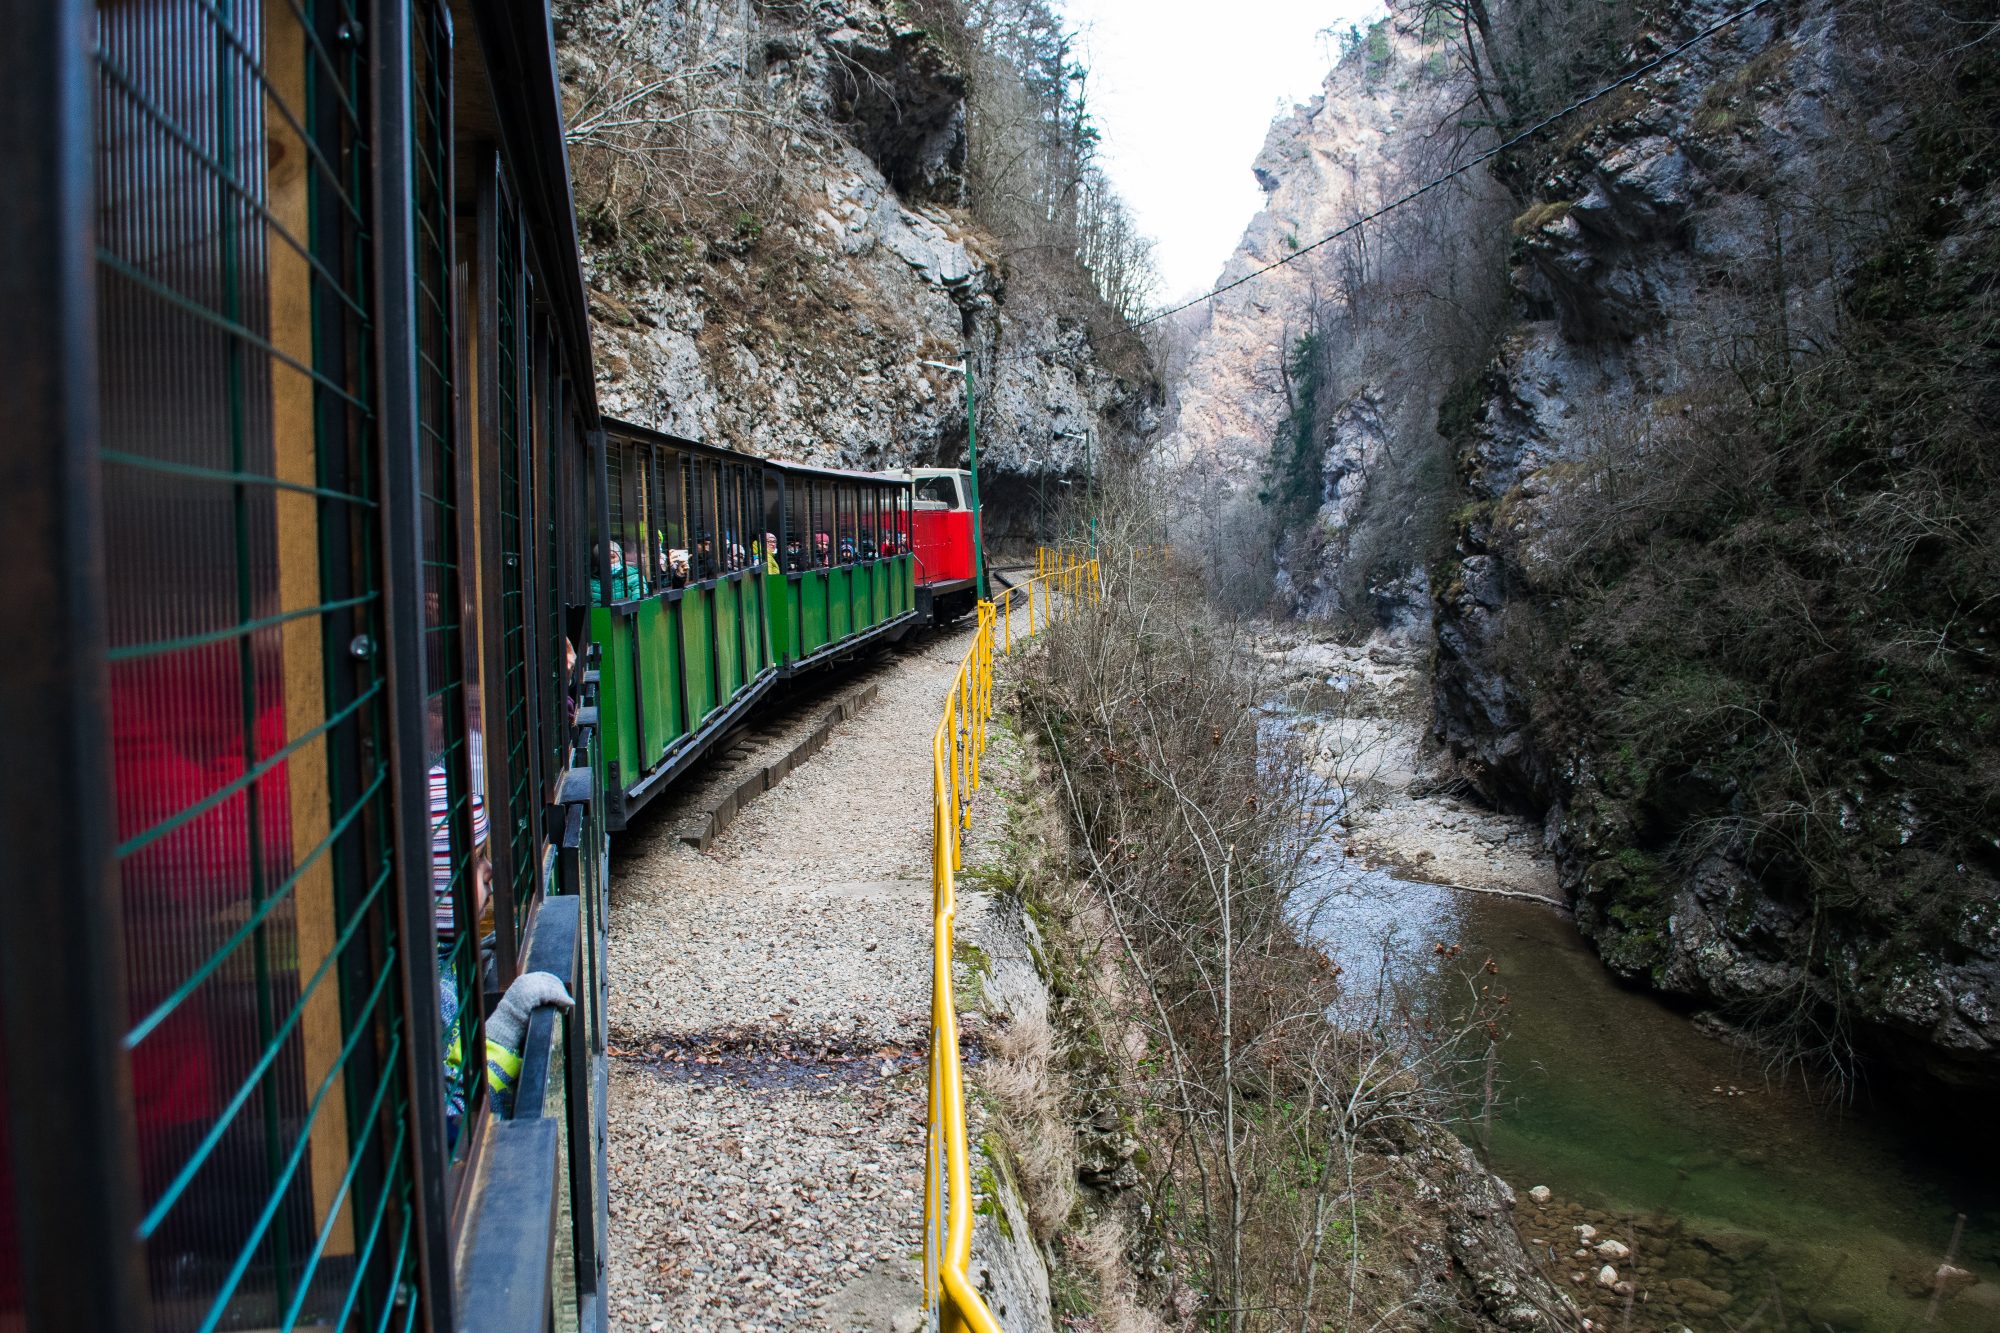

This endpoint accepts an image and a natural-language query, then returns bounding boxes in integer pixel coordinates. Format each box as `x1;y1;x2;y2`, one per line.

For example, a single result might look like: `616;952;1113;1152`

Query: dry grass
980;1005;1078;1241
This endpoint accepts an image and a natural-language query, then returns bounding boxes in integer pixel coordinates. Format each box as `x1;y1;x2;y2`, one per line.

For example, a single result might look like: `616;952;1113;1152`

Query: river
1270;636;2000;1332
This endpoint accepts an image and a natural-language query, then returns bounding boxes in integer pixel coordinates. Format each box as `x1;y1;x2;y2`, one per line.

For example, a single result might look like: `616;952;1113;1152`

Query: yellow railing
925;550;1098;1332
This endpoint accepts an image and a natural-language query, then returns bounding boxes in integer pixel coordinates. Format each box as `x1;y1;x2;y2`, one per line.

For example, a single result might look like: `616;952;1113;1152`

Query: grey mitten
486;971;576;1057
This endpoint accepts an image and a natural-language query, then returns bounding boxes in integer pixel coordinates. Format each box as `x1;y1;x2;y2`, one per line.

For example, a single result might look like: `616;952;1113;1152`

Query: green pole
1087;426;1097;559
966;367;987;599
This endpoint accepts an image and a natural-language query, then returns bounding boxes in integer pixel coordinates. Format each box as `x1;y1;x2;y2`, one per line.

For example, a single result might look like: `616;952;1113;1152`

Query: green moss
971;1157;1014;1240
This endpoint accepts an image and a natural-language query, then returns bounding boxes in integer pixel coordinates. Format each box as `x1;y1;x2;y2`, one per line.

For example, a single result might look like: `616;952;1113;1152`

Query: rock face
1190;1;2000;1087
1161;25;1507;628
1425;0;2000;1085
557;0;1157;524
1163;55;1411;482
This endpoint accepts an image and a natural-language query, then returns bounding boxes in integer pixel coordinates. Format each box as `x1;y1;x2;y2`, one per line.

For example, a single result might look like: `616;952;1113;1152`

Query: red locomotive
905;467;984;624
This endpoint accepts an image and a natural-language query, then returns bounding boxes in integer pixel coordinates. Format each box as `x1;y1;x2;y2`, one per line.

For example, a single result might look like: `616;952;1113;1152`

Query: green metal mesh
94;0;417;1327
493;185;539;955
408;0;485;1163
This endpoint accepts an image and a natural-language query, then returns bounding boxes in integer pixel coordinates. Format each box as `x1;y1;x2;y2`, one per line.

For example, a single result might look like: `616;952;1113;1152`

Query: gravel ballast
604;629;983;1331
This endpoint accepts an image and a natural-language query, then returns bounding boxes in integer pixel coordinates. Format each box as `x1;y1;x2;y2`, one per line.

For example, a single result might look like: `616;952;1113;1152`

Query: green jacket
590;565;644;604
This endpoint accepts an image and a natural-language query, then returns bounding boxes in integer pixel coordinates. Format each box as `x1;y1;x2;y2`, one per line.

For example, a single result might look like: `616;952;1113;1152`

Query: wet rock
1594;1239;1630;1261
1595;1265;1618;1289
1528;1184;1552;1204
1665;1276;1734;1318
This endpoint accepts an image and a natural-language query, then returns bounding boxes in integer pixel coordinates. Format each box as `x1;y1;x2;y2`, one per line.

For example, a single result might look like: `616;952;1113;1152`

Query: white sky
1059;0;1389;301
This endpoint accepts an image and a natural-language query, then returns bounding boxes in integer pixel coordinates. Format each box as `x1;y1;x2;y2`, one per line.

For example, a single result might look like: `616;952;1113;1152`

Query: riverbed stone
1665;1277;1734;1317
1595;1265;1618;1288
1594;1239;1630;1261
1528;1185;1552;1203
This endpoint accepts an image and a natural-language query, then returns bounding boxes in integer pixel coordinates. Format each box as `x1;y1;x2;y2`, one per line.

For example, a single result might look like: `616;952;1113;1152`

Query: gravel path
604;626;983;1332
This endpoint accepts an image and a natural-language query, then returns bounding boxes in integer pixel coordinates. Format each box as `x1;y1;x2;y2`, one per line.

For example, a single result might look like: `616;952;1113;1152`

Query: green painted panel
831;567;853;640
801;570;828;655
872;562;888;626
590;608;640;787
750;575;772;671
737;576;758;679
716;581;742;699
766;572;794;666
635;597;684;763
681;587;715;724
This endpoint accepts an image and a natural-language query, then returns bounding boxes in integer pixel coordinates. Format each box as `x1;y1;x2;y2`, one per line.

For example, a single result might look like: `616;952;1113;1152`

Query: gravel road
603;627;981;1332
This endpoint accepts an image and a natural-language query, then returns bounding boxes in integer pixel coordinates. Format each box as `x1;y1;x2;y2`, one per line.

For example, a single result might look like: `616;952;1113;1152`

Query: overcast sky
1058;0;1389;302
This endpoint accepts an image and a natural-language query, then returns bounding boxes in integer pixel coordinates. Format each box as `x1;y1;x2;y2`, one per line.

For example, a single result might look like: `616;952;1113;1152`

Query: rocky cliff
554;0;1158;542
1194;0;2000;1088
1162;23;1508;627
1430;0;2000;1088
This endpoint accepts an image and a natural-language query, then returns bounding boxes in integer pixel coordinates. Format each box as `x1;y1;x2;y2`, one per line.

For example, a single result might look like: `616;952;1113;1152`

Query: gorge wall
554;0;1159;545
1178;0;2000;1089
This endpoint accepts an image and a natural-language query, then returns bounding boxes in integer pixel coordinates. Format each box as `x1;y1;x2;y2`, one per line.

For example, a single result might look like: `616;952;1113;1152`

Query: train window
915;474;960;508
715;462;733;573
713;461;732;573
813;480;834;567
630;444;652;597
653;448;685;588
782;477;808;572
731;464;754;571
93;0;429;1319
688;456;712;576
877;489;893;559
764;474;782;572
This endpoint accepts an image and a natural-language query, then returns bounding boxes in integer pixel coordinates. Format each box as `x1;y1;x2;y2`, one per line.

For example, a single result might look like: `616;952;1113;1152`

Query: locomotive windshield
914;474;963;509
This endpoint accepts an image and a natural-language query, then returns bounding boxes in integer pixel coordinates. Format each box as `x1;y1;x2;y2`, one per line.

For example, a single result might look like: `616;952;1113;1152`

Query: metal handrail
924;549;1098;1332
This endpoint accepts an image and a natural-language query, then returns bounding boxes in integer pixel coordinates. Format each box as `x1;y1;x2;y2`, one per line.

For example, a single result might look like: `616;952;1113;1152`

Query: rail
925;549;1098;1332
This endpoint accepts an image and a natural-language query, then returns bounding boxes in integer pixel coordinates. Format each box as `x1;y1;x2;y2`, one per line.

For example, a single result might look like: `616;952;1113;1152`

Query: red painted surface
912;508;976;586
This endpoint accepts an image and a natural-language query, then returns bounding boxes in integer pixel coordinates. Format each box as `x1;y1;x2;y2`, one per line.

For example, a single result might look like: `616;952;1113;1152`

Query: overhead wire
1127;0;1783;330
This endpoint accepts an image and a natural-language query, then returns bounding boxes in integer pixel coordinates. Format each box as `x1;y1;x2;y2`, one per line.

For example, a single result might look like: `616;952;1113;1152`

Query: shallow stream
1303;848;2000;1332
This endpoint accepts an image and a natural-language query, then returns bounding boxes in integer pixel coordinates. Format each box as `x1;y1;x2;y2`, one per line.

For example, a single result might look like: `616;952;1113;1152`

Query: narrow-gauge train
586;420;983;828
0;4;985;1332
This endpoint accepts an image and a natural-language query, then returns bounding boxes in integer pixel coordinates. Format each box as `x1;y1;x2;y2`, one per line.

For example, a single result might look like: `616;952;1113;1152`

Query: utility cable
1128;0;1781;329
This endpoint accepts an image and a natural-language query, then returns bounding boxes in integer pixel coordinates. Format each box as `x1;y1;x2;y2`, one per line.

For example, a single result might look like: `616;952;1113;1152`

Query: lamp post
1056;426;1096;557
921;359;986;598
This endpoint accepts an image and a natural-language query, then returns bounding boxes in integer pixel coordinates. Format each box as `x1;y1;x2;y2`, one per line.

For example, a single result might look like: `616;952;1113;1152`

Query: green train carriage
1;3;964;1330
4;1;623;1329
585;423;920;828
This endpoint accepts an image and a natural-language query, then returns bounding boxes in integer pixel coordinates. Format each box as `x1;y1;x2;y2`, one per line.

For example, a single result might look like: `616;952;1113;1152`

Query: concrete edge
676;680;883;851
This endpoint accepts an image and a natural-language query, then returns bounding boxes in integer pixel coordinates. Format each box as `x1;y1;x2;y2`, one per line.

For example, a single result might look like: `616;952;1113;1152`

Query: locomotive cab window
915;474;963;509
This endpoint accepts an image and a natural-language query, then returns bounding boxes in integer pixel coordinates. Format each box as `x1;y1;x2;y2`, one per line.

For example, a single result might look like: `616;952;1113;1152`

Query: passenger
784;537;806;572
434;856;484;1136
590;541;641;603
763;532;780;574
693;536;718;580
838;535;857;565
482;970;575;1119
429;706;490;1147
859;532;878;561
668;548;691;589
814;532;832;567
